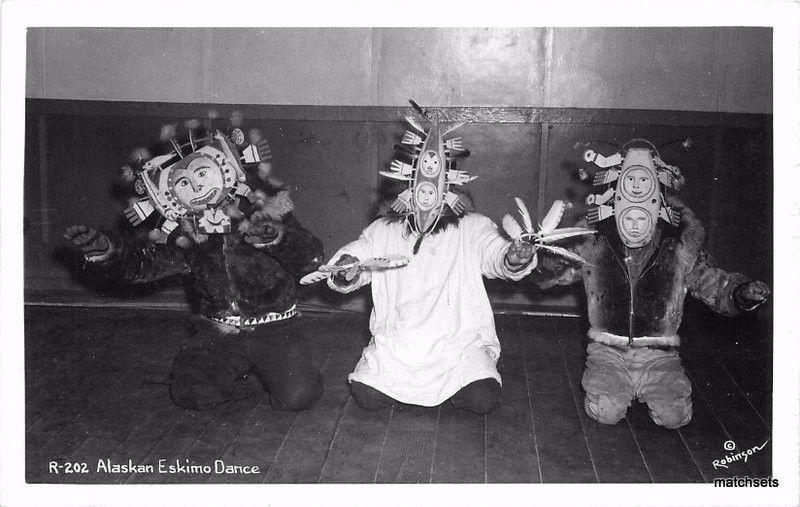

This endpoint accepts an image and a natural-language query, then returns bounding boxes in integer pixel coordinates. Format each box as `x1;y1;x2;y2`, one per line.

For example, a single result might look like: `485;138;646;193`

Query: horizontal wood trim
26;99;771;128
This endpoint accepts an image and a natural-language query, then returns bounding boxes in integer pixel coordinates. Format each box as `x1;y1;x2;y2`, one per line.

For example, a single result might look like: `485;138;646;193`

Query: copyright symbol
723;440;736;451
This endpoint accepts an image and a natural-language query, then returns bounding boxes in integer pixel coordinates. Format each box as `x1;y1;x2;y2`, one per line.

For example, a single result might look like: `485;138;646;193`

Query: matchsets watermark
711;438;778;488
714;476;779;488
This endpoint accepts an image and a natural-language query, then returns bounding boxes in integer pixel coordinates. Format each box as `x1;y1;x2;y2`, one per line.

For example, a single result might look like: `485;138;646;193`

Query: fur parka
534;197;753;345
86;187;324;321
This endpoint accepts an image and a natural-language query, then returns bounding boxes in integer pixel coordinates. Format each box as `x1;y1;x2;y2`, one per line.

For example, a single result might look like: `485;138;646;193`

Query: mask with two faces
584;141;683;248
379;102;474;238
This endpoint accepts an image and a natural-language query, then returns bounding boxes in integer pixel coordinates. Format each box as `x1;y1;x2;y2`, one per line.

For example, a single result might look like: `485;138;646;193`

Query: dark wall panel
707;127;772;284
41;114;189;235
23;115;45;281
458;123;541;226
256;120;376;256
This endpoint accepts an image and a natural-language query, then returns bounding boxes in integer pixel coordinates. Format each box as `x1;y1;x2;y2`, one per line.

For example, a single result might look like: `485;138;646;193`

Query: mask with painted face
613;148;662;248
618;206;654;246
379;101;475;239
168;152;228;212
584;141;682;249
123;128;256;239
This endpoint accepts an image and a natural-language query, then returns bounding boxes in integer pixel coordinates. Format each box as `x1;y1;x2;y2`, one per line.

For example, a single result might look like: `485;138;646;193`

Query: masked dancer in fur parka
65;119;325;411
532;141;770;429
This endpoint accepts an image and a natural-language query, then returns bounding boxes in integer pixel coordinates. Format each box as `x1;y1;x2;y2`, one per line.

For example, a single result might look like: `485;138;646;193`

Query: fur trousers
581;342;692;429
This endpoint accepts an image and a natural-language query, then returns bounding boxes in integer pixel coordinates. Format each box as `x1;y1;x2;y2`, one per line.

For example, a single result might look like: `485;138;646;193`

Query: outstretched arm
64;225;191;285
671;196;770;316
242;212;325;279
473;214;538;281
685;249;769;316
324;222;379;294
530;253;585;289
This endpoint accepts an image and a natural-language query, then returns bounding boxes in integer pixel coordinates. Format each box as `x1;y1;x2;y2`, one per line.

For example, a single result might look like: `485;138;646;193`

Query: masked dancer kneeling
65;118;325;411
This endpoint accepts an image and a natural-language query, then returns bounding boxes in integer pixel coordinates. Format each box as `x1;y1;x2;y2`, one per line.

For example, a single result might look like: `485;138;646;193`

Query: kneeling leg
582;343;634;425
638;352;692;429
249;323;323;412
349;381;396;410
449;378;501;415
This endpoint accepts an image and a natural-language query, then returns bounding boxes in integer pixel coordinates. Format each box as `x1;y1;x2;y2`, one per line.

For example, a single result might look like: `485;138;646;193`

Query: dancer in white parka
324;107;537;414
328;211;535;413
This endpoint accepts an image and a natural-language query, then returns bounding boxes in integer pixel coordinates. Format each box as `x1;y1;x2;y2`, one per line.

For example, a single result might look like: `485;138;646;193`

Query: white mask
613;149;661;248
584;143;681;248
379;107;475;238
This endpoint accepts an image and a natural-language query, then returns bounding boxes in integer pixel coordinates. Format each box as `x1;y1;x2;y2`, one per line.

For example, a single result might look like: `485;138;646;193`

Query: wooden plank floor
24;305;772;483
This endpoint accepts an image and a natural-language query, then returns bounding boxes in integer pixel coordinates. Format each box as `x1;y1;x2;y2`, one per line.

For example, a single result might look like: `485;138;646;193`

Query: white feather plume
120;165;135;183
538;244;590;265
514;197;533;233
537;227;596;244
404;116;426;134
359;254;409;270
300;271;331;285
230;110;244;127
306;254;410;285
541;200;566;232
443;122;466;136
502;214;524;240
159;123;177;142
129;147;151;164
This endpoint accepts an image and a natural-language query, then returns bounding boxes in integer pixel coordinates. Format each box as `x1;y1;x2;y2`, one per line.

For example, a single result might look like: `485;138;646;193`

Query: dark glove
331;254;360;286
64;225;113;261
242;213;284;248
733;280;770;311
